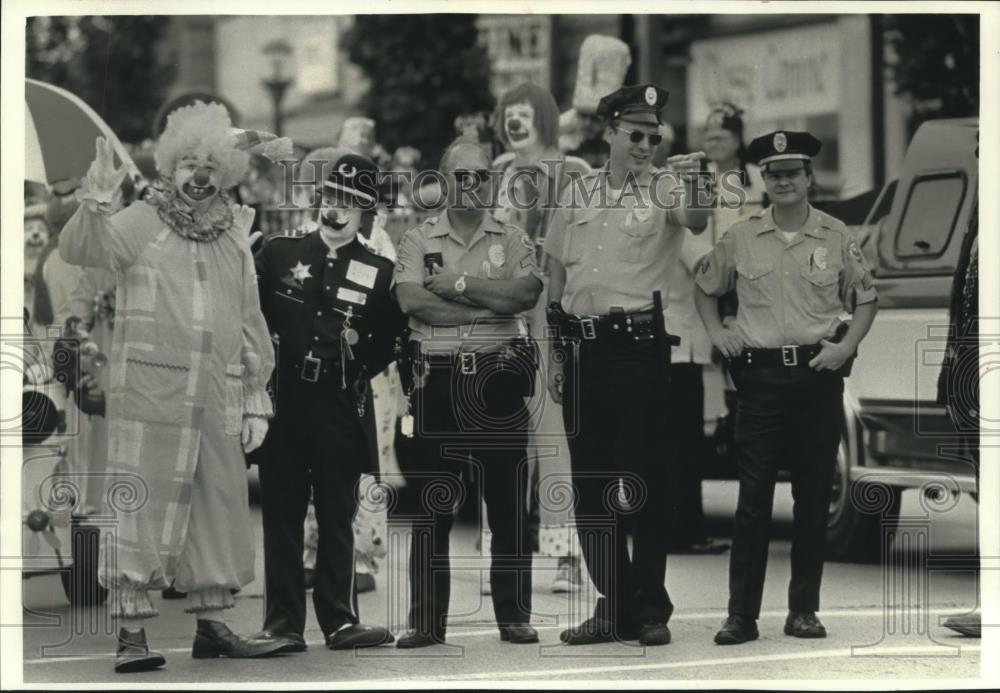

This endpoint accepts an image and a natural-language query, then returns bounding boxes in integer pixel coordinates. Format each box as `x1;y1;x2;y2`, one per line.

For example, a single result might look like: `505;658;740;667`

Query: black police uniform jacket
252;228;408;471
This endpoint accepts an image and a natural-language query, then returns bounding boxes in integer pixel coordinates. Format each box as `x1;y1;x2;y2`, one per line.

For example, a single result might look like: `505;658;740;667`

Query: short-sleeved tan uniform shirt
543;164;688;316
394;211;540;350
695;205;877;348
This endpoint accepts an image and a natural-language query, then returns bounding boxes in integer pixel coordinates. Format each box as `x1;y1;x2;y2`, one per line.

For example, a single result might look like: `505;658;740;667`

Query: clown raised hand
78;136;129;214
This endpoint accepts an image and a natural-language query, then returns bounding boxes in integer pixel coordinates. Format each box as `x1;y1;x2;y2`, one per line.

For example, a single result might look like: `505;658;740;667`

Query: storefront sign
688;23;841;126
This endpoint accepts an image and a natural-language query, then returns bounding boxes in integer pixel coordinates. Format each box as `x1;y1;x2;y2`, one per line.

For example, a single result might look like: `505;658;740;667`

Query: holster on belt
652;290;680;394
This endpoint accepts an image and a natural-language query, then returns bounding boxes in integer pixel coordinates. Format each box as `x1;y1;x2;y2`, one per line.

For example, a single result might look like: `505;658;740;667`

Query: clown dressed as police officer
252;150;406;653
694;130;878;645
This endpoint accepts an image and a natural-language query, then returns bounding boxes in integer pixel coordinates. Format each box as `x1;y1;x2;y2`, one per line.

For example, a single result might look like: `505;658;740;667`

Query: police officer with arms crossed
253;152;405;652
393;139;543;648
544;84;710;646
694;131;878;645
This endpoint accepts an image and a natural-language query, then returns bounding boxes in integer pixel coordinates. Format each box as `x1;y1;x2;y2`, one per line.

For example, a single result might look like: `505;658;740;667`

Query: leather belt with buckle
563;311;655;341
736;344;824;369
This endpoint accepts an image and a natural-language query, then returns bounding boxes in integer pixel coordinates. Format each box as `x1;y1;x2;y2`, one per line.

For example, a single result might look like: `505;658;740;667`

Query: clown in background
59;102;293;673
558;35;632;167
484;82;591;595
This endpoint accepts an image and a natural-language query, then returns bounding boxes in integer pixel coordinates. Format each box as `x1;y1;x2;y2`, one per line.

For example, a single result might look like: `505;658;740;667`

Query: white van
826;118;979;561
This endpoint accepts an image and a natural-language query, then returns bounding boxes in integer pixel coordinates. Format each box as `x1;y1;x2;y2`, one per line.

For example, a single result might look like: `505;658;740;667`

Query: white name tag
346;260;378;289
337;287;368;305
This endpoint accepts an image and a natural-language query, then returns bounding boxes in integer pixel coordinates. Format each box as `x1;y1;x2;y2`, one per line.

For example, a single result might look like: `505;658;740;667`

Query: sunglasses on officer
615;126;664;146
451;168;493;188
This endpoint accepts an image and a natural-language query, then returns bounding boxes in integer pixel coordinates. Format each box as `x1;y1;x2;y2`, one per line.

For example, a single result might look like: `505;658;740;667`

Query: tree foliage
344;15;495;167
883;15;979;132
27;16;176;144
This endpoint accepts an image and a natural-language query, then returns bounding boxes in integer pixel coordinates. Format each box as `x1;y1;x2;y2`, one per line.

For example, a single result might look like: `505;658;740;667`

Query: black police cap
596;84;670;123
323;152;380;208
747;130;822;167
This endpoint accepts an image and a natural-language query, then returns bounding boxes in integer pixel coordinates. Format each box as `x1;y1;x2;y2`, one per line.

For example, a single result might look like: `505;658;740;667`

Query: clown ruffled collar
147;180;235;242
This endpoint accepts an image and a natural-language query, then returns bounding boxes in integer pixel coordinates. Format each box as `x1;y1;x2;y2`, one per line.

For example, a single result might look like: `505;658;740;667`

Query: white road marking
378;644;984;682
22;606;972;666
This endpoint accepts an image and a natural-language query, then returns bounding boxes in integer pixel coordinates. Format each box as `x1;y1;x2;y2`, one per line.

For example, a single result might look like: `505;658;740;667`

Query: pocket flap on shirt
736;262;774;280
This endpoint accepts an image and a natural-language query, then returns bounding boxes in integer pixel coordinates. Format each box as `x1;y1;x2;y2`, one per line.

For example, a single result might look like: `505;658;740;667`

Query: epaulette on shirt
813;208;848;233
268;224;315;243
412;215;440;234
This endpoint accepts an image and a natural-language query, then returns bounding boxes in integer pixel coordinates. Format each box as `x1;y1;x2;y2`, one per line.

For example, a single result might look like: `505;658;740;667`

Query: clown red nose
193;166;213;186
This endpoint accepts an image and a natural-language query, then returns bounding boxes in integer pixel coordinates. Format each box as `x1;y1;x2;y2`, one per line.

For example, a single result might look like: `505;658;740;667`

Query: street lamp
261;39;294;137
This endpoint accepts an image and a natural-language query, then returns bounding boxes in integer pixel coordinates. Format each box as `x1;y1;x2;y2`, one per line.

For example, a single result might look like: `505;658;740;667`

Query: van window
894;172;967;259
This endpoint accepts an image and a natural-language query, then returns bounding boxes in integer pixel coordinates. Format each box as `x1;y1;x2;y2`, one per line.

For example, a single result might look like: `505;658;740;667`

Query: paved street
21;480;981;684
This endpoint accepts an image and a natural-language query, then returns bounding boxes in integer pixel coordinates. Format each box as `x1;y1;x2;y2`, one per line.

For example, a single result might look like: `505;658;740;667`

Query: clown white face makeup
173;152;222;209
317;187;363;246
504;102;538;151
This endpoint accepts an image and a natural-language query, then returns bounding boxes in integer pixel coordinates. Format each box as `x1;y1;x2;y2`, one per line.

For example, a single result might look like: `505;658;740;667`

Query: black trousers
666;363;708;547
727;365;843;619
396;361;533;636
561;339;673;628
259;366;373;638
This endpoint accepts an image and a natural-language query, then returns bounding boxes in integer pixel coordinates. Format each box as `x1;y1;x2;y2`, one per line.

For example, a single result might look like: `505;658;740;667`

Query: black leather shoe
714;615;759;645
499;624;539;643
396;630;445;648
249;630;307;653
326;624;394;650
115;627;166;673
560;618;636;645
191;620;289;658
161;584;187;599
355;571;376;594
784;611;826;638
638;622;671;646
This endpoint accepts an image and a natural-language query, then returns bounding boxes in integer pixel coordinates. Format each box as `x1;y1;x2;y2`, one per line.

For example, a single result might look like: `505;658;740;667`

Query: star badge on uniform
290;261;313;282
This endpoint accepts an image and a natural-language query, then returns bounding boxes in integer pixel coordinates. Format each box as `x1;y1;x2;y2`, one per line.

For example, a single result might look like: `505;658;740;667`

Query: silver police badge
645;86;657;106
773;132;787;153
488;243;506;267
812;247;828;271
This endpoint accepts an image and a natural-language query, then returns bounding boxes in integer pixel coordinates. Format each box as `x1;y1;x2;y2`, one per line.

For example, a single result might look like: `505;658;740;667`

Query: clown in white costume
59;102;293;672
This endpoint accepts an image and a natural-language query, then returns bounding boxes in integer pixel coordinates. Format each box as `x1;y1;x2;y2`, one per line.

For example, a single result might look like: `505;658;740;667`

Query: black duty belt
734;344;825;369
561;310;657;342
411;339;538;377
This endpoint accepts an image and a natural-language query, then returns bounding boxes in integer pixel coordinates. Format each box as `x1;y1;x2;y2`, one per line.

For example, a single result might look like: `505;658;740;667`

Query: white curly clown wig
154;101;250;190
